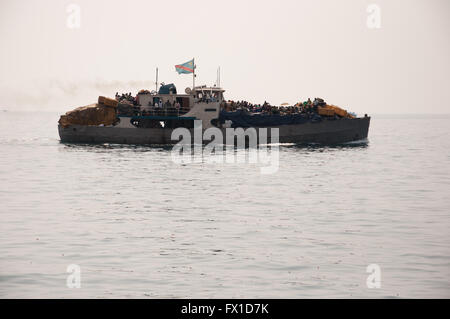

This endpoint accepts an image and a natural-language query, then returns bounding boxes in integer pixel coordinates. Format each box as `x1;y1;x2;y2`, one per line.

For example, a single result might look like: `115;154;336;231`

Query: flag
175;59;195;74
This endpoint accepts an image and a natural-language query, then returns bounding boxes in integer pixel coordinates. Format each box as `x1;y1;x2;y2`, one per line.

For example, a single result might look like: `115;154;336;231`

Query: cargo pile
58;96;118;128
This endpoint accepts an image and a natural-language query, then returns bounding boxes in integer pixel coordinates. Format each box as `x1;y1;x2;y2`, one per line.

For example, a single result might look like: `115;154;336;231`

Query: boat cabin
120;84;226;129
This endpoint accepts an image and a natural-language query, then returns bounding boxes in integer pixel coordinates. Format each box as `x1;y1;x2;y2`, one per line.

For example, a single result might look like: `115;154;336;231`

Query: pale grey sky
0;0;449;114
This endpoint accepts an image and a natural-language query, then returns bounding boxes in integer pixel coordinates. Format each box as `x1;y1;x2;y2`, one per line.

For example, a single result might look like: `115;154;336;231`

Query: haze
0;0;449;114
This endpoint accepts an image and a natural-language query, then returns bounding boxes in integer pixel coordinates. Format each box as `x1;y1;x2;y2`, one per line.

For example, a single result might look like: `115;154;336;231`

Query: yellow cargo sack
318;107;335;116
327;105;349;118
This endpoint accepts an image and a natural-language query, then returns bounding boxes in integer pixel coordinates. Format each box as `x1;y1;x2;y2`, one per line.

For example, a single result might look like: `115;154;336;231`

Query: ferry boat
58;83;370;145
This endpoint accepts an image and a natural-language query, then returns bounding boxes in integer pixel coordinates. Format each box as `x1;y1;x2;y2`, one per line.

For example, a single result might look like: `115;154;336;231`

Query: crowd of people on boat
115;91;186;117
115;92;137;105
222;98;327;115
114;89;330;117
115;92;182;109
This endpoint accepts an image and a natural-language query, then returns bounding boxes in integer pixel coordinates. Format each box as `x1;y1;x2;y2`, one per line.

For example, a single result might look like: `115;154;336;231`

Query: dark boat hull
58;117;370;145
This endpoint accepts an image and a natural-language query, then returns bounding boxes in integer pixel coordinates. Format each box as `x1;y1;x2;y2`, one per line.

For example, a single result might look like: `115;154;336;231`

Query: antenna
216;66;221;87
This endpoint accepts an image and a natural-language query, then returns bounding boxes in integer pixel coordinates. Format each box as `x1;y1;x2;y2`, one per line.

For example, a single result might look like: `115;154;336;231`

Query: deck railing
119;107;191;118
143;107;190;117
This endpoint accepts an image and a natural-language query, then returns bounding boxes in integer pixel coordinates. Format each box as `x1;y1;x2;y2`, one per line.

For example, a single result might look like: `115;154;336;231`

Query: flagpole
156;67;158;92
192;58;195;90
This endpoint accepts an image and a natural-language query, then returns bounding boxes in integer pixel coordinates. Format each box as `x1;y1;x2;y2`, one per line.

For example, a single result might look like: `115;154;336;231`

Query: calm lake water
0;111;449;298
